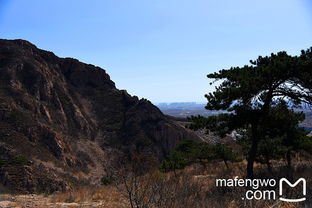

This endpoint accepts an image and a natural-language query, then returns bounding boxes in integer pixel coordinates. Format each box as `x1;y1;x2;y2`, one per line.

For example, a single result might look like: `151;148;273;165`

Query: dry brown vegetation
48;156;311;208
0;158;310;208
50;186;128;207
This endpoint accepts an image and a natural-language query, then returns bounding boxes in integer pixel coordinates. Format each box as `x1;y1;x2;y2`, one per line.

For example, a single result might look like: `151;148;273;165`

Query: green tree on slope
191;49;312;178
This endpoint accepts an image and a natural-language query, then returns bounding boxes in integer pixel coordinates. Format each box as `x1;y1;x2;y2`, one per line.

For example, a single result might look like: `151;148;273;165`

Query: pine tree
192;49;312;178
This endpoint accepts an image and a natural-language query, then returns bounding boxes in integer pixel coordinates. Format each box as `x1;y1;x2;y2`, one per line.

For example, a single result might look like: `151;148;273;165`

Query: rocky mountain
0;39;200;193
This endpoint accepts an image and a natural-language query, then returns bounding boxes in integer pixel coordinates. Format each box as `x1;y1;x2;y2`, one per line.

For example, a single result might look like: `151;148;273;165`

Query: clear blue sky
1;0;312;103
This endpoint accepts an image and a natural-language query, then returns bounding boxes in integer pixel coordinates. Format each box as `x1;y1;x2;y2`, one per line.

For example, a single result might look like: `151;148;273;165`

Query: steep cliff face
0;39;200;193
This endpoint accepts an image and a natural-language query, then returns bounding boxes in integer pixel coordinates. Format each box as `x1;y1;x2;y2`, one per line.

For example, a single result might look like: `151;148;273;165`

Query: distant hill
157;102;222;117
301;112;312;131
157;102;312;131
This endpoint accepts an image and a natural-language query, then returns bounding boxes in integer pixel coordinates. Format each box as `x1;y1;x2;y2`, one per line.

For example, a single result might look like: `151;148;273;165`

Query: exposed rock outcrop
0;39;200;193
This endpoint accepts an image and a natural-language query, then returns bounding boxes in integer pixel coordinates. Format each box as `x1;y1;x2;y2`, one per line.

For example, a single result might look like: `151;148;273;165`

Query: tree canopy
191;48;312;178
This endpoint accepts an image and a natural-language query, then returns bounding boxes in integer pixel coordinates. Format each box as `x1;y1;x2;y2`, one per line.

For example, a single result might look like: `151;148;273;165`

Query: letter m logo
279;178;306;202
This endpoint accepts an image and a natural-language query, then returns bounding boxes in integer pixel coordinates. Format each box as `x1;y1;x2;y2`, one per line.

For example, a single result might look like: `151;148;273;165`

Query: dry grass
50;186;128;207
18;157;310;208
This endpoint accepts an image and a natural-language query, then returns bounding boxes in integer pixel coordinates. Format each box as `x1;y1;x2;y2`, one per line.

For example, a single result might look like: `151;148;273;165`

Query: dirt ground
0;192;128;208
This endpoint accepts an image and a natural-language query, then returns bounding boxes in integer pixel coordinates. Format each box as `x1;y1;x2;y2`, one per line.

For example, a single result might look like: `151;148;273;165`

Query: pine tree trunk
247;126;259;179
247;141;258;178
286;150;294;182
248;88;273;178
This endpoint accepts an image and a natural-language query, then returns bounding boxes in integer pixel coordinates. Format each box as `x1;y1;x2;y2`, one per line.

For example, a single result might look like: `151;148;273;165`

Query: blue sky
0;0;312;103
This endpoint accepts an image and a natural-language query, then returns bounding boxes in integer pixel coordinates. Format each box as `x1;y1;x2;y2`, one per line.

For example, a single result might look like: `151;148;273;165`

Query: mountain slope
0;39;200;193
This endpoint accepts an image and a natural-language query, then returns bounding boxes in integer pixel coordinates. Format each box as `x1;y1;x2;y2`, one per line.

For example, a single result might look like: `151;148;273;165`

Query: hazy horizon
1;0;312;102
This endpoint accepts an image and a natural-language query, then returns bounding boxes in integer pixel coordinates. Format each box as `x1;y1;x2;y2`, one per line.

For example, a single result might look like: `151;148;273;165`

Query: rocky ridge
0;39;200;193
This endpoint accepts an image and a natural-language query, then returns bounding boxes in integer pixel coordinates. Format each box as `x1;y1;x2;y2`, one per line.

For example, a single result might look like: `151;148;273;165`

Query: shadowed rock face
0;39;200;193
